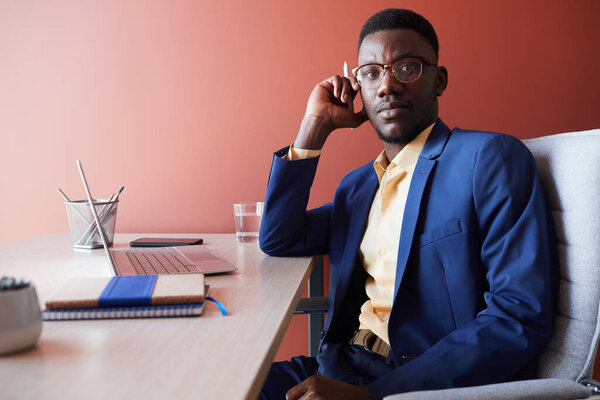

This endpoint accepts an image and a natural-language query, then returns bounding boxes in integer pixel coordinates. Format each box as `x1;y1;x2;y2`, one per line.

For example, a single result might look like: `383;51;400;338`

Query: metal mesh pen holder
65;199;118;249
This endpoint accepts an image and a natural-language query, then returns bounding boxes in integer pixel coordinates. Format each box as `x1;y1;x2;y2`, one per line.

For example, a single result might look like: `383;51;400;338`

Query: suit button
320;330;324;339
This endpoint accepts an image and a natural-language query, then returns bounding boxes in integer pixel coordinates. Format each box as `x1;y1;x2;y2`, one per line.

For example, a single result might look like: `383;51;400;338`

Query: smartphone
129;238;203;247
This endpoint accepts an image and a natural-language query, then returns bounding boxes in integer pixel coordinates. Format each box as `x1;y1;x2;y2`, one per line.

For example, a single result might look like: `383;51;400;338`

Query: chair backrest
522;129;600;382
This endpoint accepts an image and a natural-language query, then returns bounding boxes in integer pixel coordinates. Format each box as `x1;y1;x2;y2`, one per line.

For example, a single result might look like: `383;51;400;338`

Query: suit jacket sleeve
368;135;558;399
259;147;332;256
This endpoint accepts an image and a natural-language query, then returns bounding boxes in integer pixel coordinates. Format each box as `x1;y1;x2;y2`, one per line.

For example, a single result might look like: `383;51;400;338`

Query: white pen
343;61;355;132
343;61;354;113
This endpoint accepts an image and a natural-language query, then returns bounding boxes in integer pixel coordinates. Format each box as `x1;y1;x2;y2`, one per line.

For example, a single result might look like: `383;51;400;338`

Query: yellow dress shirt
286;123;434;344
357;125;433;344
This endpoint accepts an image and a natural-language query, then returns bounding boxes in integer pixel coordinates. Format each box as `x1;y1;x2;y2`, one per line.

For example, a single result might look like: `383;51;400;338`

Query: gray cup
0;285;42;355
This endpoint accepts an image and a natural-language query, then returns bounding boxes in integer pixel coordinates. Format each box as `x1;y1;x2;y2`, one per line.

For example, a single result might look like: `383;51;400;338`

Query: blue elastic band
206;296;228;316
98;275;157;307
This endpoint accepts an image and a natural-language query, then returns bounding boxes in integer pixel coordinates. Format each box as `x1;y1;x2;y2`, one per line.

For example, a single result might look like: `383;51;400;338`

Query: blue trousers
259;343;396;400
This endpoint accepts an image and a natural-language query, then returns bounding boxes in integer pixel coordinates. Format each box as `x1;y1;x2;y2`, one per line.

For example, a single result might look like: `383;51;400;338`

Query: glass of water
233;202;264;242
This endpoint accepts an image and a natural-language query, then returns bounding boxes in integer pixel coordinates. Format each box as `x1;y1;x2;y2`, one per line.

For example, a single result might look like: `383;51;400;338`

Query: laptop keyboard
124;247;199;275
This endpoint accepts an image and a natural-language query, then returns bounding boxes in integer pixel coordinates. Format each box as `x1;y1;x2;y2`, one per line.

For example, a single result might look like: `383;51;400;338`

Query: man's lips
377;101;410;118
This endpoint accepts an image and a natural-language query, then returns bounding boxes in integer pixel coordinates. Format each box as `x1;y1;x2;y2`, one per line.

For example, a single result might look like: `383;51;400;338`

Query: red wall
1;0;599;375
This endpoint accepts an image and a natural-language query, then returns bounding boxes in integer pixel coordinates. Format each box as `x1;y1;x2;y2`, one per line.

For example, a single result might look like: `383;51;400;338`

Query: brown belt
349;329;390;358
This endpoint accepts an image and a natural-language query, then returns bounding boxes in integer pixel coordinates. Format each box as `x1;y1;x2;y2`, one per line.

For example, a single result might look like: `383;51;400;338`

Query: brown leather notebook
45;273;205;310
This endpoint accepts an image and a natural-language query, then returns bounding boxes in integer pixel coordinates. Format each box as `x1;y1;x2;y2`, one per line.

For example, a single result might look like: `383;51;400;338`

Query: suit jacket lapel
393;119;452;296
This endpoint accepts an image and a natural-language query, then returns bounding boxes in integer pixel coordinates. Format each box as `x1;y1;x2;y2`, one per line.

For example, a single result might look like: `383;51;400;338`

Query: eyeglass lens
357;58;423;87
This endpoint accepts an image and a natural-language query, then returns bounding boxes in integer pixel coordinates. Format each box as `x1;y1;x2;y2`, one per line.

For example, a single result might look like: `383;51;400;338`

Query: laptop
110;244;237;276
75;160;237;276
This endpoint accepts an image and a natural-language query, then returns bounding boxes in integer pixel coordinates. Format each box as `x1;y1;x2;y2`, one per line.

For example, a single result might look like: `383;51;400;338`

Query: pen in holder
65;199;119;249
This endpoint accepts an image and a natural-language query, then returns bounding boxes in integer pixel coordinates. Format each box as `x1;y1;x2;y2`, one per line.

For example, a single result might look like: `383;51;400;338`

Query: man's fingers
330;75;343;99
330;75;359;105
286;379;307;400
341;78;353;104
307;75;366;133
286;375;372;400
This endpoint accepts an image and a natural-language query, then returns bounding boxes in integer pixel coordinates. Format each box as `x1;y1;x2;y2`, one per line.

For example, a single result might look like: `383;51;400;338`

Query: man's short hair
358;9;439;57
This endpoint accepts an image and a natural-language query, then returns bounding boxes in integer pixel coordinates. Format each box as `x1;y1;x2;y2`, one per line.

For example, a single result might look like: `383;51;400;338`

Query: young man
259;9;558;400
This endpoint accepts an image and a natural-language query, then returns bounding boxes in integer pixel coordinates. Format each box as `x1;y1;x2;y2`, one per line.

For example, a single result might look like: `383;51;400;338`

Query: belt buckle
351;329;377;355
362;332;377;355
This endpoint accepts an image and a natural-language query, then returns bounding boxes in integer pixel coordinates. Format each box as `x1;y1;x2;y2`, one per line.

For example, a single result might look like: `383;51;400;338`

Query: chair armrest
294;296;328;314
382;378;595;400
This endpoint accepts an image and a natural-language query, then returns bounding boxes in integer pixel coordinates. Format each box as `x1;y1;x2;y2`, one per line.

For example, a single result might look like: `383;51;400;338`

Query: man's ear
436;66;448;96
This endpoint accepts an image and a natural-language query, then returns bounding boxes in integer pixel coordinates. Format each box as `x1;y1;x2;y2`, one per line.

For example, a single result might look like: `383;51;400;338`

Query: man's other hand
294;76;368;150
286;375;373;400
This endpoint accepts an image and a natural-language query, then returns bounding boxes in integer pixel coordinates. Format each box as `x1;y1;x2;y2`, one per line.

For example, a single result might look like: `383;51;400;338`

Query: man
259;8;558;400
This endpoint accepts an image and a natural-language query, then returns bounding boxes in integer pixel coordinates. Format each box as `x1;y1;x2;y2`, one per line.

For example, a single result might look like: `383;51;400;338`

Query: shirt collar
373;122;435;183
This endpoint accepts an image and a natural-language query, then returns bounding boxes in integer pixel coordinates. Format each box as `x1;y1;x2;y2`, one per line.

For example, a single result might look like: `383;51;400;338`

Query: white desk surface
0;233;314;400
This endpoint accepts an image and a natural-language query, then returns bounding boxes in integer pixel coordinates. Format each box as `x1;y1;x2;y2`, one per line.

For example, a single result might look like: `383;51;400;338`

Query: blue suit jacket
259;119;558;399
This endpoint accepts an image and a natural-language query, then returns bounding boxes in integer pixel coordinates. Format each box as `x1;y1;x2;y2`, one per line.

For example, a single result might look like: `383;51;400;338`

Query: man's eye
398;63;418;74
362;67;381;80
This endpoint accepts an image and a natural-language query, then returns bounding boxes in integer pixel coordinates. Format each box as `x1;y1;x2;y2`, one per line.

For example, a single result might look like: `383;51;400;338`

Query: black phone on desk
129;238;203;247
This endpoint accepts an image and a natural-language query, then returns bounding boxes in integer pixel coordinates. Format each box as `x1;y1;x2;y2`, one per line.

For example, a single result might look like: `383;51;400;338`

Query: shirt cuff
286;143;322;160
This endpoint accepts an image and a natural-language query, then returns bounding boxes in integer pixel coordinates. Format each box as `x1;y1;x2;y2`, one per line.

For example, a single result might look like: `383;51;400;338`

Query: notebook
42;303;206;320
43;274;209;320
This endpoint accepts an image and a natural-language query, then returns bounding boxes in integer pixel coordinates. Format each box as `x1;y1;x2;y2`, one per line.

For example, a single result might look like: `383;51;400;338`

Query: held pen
343;61;354;131
343;61;354;113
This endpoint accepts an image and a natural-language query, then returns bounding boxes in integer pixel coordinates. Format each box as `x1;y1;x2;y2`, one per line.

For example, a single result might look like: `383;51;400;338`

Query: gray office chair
384;129;600;399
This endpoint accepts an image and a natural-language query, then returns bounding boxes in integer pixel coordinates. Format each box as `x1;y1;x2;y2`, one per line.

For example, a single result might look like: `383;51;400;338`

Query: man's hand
286;375;373;400
294;75;368;150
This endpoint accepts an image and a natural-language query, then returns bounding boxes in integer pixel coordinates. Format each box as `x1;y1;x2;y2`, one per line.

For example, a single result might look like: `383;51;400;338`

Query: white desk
0;233;314;400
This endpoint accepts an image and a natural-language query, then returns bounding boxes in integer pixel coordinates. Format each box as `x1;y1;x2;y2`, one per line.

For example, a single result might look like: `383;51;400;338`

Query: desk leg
308;255;324;357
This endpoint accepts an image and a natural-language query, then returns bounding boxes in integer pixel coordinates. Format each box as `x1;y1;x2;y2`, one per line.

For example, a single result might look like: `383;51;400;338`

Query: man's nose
376;67;404;97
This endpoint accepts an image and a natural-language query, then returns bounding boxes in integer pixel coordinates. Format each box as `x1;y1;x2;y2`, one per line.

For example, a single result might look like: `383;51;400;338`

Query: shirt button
377;249;386;257
383;207;391;215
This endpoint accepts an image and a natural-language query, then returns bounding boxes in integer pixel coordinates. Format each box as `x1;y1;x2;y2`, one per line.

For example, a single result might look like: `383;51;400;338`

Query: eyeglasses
352;56;437;88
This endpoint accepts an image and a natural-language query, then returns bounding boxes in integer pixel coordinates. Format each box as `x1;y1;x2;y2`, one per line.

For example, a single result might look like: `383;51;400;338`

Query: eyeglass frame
351;56;438;87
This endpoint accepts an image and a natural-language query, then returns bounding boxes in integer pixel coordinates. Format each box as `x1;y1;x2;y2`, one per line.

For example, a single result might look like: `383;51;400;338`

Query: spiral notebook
43;274;208;320
42;302;207;320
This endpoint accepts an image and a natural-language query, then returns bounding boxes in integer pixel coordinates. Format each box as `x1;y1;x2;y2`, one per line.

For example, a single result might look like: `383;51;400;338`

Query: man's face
358;29;447;143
